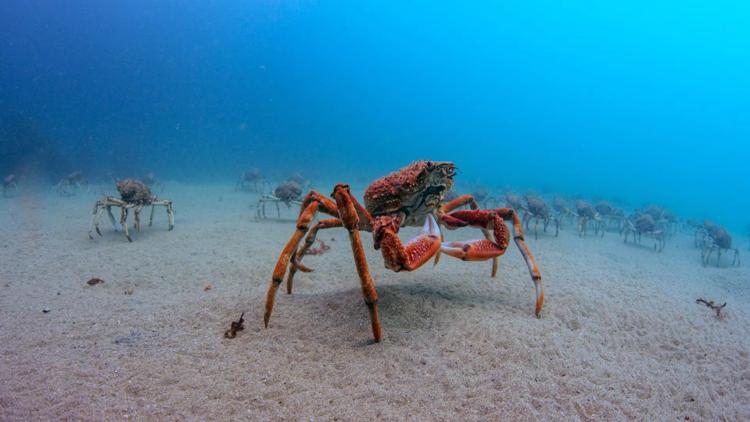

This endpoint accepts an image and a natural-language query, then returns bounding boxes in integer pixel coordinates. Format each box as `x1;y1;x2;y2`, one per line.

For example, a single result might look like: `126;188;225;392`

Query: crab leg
286;218;343;294
120;206;132;242
332;184;382;342
167;201;175;230
106;205;118;231
264;191;339;329
153;200;174;230
702;247;711;266
134;206;142;232
95;204;107;236
437;194;498;276
440;208;544;317
255;200;262;220
149;204;156;227
88;202;103;239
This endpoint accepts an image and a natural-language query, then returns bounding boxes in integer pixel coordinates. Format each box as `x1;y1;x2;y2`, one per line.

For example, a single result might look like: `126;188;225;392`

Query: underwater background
1;0;748;230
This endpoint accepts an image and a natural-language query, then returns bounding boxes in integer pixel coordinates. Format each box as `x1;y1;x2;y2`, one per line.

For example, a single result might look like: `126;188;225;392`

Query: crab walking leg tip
534;278;544;317
367;302;382;342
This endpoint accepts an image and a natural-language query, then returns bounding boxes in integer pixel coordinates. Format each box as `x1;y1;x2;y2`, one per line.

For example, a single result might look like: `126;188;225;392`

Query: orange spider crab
264;160;544;342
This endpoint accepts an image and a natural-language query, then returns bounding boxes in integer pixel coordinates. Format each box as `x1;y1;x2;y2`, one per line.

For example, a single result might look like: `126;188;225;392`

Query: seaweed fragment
224;312;245;339
307;240;331;256
696;298;726;318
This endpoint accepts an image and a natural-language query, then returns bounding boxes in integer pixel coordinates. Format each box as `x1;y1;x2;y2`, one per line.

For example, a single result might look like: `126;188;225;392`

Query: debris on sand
204;284;213;292
307;240;331;256
696;298;727;319
86;277;105;286
224;312;245;339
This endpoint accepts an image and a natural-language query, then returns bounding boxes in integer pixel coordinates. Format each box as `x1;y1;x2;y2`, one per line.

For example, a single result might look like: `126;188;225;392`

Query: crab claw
441;239;505;261
379;215;442;272
402;215;442;270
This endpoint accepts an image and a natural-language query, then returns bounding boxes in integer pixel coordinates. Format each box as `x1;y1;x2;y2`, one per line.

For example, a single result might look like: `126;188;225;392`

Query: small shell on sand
86;278;104;286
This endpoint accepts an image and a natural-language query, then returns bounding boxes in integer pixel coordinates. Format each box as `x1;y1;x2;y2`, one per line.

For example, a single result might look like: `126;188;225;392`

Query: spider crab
638;204;676;237
264;160;543;342
504;191;525;212
621;212;666;252
235;168;267;193
256;180;304;219
471;187;500;208
552;196;575;228
575;200;603;238
522;194;558;239
697;221;739;267
88;179;174;242
56;171;87;196
2;174;19;197
287;171;311;189
594;201;626;233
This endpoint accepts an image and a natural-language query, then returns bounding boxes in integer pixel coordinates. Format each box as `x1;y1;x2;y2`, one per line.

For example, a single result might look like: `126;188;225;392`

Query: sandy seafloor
1;182;749;421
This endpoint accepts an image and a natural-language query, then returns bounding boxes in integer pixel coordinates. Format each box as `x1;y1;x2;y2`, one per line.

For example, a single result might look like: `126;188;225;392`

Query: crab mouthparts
422;214;440;238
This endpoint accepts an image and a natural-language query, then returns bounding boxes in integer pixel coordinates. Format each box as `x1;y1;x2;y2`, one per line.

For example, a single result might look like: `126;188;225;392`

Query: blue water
1;1;748;230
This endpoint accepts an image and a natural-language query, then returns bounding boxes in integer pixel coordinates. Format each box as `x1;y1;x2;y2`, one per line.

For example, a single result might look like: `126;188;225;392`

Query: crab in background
696;221;739;267
522;194;558;239
621;212;666;252
594;201;626;233
264;160;543;343
255;180;303;219
287;171;313;192
575;200;603;238
642;205;677;237
552;196;575;228
88;179;174;242
2;174;19;197
56;171;87;196
235;168;267;193
504;191;525;212
471;187;500;208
